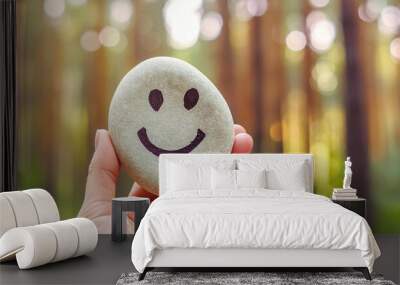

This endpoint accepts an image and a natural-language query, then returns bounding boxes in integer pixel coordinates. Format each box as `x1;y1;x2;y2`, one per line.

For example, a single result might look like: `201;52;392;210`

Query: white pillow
168;163;211;191
237;159;308;191
166;159;236;192
211;168;236;190
167;159;236;171
236;169;267;189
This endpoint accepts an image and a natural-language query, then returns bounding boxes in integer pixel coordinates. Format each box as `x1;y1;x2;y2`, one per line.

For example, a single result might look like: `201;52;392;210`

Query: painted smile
137;127;206;157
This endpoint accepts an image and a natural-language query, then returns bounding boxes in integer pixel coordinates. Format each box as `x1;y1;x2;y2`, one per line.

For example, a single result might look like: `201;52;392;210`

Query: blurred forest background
16;0;400;232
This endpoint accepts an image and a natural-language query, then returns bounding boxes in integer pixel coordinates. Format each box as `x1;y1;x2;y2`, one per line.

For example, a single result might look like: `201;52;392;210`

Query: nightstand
112;197;150;242
332;198;366;218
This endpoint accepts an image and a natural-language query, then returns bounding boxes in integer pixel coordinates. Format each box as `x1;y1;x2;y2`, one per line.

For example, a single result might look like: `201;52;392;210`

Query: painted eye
149;89;163;111
184;88;199;110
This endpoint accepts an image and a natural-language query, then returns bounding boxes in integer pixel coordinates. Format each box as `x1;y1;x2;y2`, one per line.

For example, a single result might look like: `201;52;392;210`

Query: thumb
89;129;120;179
79;129;121;218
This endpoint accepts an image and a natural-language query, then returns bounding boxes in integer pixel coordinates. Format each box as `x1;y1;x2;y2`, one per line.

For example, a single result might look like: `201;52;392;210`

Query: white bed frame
140;154;370;280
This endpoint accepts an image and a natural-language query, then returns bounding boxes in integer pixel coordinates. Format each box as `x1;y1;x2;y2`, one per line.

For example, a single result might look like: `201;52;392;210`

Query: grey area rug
117;272;396;285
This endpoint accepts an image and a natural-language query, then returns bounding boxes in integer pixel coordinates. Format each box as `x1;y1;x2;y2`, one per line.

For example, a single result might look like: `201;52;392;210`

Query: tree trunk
358;8;382;159
233;24;255;139
216;0;235;118
250;15;264;152
341;0;371;221
132;0;169;64
132;0;144;63
302;1;320;152
40;13;63;201
84;0;109;156
261;0;285;152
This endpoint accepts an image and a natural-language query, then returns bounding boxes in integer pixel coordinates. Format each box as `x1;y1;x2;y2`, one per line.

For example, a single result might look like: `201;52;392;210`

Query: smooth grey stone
109;57;234;194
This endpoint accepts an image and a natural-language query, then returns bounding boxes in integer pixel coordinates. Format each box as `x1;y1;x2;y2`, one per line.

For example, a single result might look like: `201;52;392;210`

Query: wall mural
16;0;400;233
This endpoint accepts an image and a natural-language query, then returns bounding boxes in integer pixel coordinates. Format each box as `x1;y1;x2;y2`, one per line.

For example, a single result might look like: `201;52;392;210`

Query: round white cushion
0;226;57;269
0;191;39;227
64;218;98;257
0;196;17;237
0;218;98;269
0;189;60;239
24;189;60;224
42;221;79;262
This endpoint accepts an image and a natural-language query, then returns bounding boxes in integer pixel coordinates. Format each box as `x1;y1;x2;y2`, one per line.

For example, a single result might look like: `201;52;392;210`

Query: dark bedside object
332;198;366;219
112;197;150;242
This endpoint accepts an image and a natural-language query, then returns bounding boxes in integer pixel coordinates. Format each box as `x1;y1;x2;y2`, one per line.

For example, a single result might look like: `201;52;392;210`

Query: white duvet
131;190;380;273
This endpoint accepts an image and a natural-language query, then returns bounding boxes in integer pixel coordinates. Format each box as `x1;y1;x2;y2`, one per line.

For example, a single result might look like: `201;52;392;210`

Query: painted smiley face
109;57;234;194
137;88;205;157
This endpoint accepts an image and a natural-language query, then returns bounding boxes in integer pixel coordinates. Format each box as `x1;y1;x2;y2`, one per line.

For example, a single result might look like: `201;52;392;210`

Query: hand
78;125;253;233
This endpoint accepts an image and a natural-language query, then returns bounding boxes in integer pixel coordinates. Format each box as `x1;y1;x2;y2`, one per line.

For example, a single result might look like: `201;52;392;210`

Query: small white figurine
343;157;352;189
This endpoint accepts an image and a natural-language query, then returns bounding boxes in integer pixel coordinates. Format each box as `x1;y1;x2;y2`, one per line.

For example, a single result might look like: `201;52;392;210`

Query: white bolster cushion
0;218;97;269
0;191;39;227
0;226;57;269
42;221;79;262
64;218;98;257
0;196;17;237
24;189;60;224
0;189;60;239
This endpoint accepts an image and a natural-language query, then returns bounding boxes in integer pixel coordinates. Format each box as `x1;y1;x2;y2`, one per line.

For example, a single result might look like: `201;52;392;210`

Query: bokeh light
285;30;307;52
269;122;282;142
234;0;252;21
246;0;268;17
80;30;101;52
44;0;65;19
358;0;391;23
233;0;268;21
358;4;374;23
306;10;326;29
163;0;202;50
200;11;223;41
312;61;338;93
110;0;133;28
365;0;386;21
309;0;330;8
113;33;128;54
378;6;400;36
306;11;336;53
390;37;400;62
99;26;120;48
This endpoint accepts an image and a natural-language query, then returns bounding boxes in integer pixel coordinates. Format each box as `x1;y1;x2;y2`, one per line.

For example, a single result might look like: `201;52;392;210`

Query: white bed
131;154;380;280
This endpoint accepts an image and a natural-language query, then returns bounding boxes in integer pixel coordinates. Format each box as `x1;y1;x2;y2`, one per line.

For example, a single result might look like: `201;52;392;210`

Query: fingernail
95;130;100;150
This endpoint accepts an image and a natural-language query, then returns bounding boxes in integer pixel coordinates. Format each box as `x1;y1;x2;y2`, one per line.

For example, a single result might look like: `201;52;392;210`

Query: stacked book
332;188;358;200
